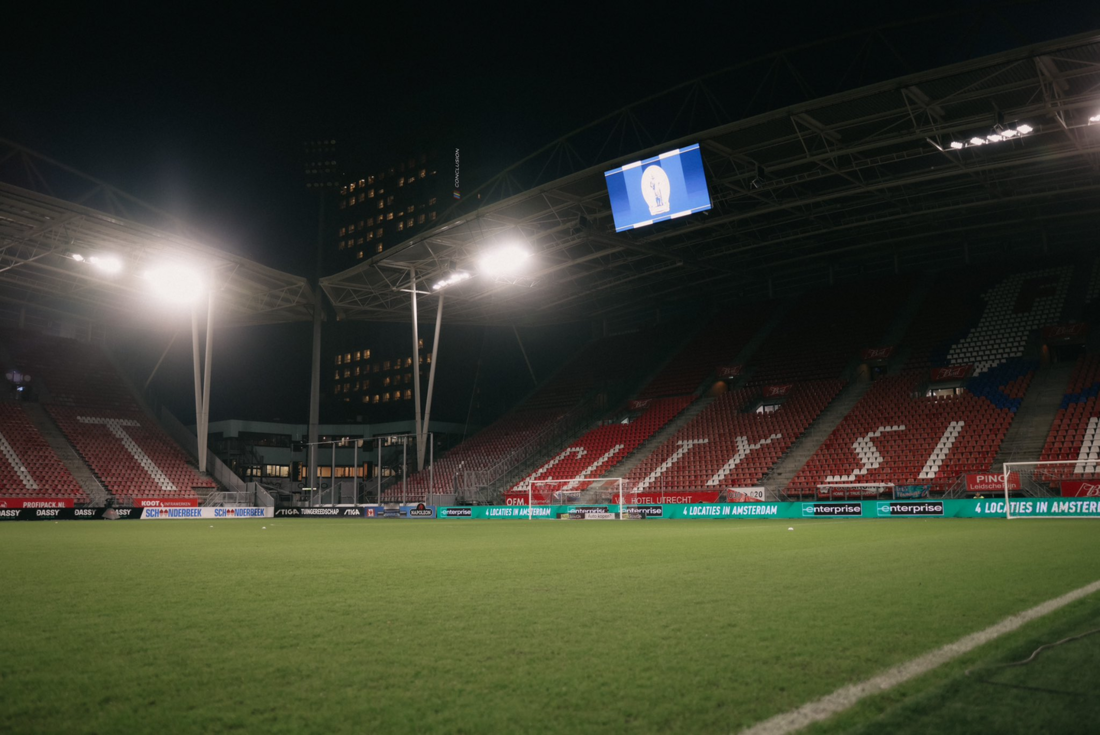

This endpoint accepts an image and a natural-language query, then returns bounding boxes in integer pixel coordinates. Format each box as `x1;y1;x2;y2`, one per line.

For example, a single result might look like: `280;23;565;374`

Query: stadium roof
322;29;1100;327
0;140;314;330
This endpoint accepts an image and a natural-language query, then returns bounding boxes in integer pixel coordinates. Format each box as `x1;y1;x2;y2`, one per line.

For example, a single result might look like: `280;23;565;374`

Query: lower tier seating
1039;353;1100;478
393;408;569;500
788;362;1034;496
48;406;211;504
622;381;843;497
510;397;693;501
0;403;86;503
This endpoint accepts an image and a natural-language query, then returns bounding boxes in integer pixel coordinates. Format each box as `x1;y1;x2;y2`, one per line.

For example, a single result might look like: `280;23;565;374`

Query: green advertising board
434;498;1100;520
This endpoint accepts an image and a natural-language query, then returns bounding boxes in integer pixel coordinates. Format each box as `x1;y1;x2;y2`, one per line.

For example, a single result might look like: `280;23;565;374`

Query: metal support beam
513;325;538;387
145;330;178;391
410;268;424;473
190;304;203;469
308;289;322;493
199;290;214;472
420;290;444;472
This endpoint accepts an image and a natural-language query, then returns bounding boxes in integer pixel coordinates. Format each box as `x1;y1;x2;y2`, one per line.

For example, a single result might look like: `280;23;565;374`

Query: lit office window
335;355;343;365
404;389;412;400
397;222;404;231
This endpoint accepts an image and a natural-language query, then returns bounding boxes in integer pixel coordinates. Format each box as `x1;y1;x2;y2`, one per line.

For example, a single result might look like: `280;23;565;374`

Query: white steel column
199;291;214;473
420;290;443;472
410;268;424;472
191;305;203;462
308;289;322;494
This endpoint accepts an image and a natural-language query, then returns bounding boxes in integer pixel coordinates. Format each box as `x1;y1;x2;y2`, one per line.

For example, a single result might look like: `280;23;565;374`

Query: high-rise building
322;149;458;423
330;150;450;271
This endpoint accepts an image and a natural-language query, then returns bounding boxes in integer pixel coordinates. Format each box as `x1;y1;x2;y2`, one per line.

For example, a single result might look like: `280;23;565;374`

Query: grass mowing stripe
740;578;1100;735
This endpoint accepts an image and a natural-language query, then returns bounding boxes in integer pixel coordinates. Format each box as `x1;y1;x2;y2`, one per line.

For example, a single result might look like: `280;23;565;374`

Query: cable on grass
965;626;1100;697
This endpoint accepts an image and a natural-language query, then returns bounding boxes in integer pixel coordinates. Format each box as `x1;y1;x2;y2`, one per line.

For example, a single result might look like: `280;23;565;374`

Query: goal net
528;477;625;518
1001;460;1100;519
815;483;895;500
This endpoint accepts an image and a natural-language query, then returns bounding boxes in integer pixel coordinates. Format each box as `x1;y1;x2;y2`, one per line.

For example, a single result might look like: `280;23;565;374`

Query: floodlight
969;137;986;146
431;270;471;290
478;244;530;277
144;263;205;305
88;255;122;274
1090;114;1100;124
70;253;85;262
986;133;1003;143
1016;124;1033;134
1001;128;1018;138
949;141;964;150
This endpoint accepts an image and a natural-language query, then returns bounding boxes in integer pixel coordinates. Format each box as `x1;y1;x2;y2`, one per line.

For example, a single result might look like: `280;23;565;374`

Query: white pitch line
740;578;1100;735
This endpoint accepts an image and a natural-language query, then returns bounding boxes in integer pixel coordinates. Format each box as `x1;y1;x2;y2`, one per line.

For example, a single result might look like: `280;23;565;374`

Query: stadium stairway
992;360;1077;468
605;396;715;481
19;402;111;506
763;373;873;495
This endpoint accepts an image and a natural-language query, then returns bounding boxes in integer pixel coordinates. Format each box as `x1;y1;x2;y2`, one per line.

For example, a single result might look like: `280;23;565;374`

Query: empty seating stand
398;328;679;501
789;265;1069;495
0;403;86;504
787;369;1024;496
637;304;773;400
511;396;693;501
623;382;842;496
3;330;211;505
1039;353;1100;479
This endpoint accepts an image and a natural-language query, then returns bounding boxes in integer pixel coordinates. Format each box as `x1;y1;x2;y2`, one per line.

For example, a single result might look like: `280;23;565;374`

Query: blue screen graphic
604;144;712;232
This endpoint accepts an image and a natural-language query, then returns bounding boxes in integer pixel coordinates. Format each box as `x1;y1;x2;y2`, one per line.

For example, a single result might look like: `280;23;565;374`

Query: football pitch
1;519;1099;734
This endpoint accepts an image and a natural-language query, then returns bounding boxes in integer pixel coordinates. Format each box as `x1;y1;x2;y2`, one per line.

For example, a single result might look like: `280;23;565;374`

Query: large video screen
604;143;712;232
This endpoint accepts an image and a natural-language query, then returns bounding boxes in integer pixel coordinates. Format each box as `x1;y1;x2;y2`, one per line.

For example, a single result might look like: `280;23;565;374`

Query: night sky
2;1;1093;427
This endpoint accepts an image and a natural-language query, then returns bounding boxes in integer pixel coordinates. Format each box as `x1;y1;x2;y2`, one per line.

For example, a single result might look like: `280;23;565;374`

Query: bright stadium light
1016;123;1033;134
69;252;85;262
1090;113;1100;124
144;263;205;305
1001;128;1018;138
432;270;471;291
969;137;986;146
478;244;530;277
88;255;123;274
949;141;964;150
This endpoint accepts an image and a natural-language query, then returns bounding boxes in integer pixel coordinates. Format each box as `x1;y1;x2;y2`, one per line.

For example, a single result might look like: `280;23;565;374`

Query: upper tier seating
788;266;1069;495
786;366;1030;496
622;381;842;497
1039;353;1100;478
945;266;1071;375
0;403;86;503
637;304;773;399
3;330;141;411
522;328;674;411
510;396;693;501
746;278;911;387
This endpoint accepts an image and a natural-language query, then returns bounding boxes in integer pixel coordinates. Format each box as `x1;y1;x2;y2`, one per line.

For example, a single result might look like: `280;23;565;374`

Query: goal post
1002;460;1100;519
815;483;896;500
527;477;626;519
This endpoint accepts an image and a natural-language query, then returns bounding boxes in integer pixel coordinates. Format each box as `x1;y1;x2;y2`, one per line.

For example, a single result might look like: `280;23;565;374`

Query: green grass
0;518;1098;734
